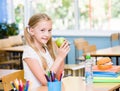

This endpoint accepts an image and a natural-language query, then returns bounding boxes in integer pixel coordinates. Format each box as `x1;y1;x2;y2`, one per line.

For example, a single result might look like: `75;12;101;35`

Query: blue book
93;72;120;77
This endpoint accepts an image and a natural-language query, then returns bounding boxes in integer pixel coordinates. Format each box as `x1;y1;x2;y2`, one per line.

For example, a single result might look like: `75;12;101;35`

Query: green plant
0;23;19;39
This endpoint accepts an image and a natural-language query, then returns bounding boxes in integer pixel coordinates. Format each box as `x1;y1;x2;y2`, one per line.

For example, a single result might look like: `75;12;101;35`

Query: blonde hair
24;13;55;70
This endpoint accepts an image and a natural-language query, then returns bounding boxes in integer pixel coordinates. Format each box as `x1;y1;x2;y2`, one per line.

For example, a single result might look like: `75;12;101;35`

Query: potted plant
0;23;19;39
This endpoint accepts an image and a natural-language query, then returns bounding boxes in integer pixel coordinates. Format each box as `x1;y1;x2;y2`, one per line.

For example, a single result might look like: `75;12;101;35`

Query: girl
22;13;70;90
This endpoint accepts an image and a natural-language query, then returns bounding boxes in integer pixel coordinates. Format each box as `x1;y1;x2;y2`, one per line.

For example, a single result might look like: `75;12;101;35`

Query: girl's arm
24;40;70;86
50;40;70;76
24;58;47;86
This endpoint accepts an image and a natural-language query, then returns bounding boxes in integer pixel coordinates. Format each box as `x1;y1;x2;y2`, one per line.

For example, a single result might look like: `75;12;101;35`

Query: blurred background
0;0;120;64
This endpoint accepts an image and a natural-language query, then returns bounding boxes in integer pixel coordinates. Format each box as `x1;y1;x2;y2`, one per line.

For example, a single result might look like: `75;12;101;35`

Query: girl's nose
44;31;50;36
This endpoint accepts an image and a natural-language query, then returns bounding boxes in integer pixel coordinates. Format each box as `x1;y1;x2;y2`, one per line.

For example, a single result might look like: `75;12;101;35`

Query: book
93;75;120;83
92;65;120;77
92;65;120;73
93;72;120;77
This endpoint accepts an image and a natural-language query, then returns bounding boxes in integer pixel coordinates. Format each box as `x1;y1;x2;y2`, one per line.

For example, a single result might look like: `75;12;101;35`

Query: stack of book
92;65;120;83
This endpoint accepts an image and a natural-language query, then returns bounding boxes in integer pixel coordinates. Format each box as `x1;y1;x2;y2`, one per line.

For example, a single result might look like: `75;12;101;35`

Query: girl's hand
50;39;70;74
56;40;70;61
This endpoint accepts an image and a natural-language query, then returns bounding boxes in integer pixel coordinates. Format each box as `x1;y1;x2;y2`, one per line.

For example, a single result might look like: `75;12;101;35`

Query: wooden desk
37;76;120;91
87;46;120;65
64;62;85;76
0;69;19;82
1;45;25;52
0;45;26;69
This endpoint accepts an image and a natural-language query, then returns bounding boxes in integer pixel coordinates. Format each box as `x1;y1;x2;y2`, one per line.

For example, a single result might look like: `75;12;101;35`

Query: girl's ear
28;28;34;35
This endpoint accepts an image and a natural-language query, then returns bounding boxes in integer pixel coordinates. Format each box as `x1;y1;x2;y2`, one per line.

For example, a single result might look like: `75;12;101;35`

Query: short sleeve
22;45;42;65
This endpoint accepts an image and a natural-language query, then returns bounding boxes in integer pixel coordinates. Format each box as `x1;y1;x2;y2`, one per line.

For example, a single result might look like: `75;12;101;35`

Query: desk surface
64;62;85;70
1;45;120;57
88;46;120;65
0;45;26;52
0;69;19;81
37;76;120;91
90;46;120;57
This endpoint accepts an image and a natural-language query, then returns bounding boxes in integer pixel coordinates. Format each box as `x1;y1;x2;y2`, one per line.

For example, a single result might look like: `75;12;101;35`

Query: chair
76;44;97;64
0;38;20;69
2;70;25;91
74;38;89;64
110;33;120;65
83;44;97;65
110;33;120;47
83;44;97;54
0;50;20;69
8;35;24;63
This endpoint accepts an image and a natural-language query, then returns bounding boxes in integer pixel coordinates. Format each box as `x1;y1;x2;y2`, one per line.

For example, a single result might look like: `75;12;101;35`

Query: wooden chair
110;33;120;65
83;44;97;54
2;70;25;91
77;44;97;64
74;38;87;50
110;33;120;47
0;50;20;69
0;38;20;69
8;35;24;62
83;44;98;64
74;38;89;64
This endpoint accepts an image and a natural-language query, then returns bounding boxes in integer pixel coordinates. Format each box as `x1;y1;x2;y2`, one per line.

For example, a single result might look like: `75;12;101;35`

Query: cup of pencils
45;71;63;91
47;80;61;91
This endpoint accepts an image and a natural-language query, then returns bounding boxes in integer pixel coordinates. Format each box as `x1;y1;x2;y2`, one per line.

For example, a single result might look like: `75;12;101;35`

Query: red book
92;65;120;73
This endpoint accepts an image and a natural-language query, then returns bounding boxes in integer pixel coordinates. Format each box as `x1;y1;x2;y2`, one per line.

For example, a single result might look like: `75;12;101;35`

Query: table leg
116;57;119;65
20;52;23;69
65;55;68;64
10;52;23;69
116;88;119;91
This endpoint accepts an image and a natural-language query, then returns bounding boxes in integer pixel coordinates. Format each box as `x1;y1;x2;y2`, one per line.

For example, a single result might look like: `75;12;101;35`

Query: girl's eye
40;29;45;31
48;29;52;32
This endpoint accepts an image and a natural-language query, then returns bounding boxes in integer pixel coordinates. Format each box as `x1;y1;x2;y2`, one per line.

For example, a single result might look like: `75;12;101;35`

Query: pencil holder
47;81;61;91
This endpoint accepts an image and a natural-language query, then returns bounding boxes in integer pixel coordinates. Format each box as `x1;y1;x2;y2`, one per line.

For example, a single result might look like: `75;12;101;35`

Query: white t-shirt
22;45;54;90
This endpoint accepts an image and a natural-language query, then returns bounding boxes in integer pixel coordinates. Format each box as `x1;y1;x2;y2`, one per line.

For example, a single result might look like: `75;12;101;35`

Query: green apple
55;37;65;47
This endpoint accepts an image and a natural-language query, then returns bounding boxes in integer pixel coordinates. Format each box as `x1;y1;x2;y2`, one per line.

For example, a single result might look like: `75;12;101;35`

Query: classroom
0;0;120;91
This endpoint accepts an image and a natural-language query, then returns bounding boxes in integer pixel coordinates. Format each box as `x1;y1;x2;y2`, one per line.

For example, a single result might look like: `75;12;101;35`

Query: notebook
93;75;120;83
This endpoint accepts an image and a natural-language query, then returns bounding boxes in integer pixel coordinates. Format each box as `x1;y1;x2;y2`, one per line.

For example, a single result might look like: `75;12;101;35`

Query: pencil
10;81;17;91
45;74;50;82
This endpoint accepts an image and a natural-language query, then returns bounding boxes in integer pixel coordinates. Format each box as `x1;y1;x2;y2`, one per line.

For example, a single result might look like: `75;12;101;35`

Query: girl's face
30;20;52;45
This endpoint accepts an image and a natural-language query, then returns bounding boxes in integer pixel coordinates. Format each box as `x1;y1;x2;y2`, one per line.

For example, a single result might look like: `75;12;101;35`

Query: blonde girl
22;13;70;90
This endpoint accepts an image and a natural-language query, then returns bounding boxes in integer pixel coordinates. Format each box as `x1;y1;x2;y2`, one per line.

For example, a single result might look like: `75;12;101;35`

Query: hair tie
26;25;30;34
26;25;29;28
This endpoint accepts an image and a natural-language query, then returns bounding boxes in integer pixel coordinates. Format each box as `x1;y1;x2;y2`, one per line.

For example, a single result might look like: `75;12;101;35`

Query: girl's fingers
60;40;70;49
60;42;70;55
56;39;70;59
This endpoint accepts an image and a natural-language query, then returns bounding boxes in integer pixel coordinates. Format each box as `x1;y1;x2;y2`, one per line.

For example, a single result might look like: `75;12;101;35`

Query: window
79;0;120;30
29;0;75;30
13;0;24;31
11;0;120;32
